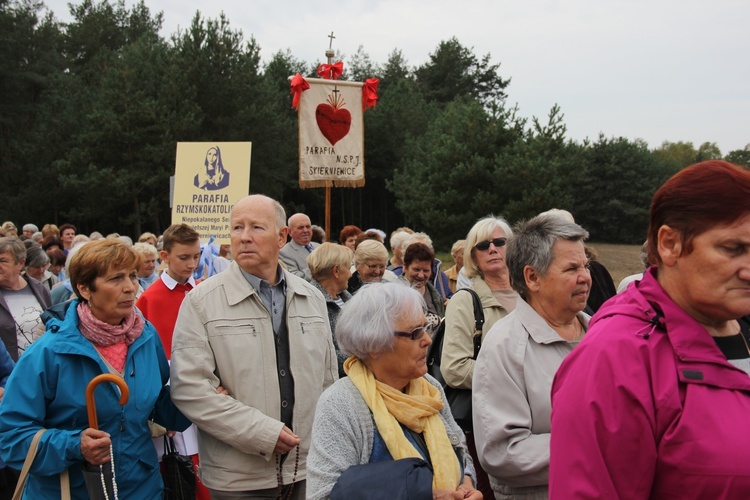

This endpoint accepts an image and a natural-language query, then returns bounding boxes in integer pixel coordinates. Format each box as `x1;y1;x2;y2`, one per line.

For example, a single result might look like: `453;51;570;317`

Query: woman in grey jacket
472;214;591;499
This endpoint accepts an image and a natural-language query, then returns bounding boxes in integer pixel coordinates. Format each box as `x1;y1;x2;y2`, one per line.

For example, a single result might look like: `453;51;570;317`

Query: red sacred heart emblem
316;96;351;146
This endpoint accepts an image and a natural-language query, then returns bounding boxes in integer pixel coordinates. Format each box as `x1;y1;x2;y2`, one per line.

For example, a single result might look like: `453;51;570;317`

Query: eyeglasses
393;325;427;341
474;237;507;251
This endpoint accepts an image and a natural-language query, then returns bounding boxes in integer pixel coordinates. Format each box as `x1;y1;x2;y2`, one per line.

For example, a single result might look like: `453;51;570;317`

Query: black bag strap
426;288;486;380
455;288;484;360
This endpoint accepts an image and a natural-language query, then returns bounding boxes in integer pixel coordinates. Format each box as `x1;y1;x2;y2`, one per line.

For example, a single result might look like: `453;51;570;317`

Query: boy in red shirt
136;223;209;499
137;224;201;357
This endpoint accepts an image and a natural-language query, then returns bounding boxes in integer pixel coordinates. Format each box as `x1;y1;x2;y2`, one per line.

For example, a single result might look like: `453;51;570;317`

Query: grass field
588;242;645;285
438;242;644;288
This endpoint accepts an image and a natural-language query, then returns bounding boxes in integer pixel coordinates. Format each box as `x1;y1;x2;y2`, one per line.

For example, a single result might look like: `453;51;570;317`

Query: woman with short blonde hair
308;243;354;376
348;240;390;296
133;242;159;290
308;243;353;280
138;232;158;247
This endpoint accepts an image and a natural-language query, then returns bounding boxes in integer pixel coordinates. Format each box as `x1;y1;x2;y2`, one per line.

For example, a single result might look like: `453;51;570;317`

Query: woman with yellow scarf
307;282;481;499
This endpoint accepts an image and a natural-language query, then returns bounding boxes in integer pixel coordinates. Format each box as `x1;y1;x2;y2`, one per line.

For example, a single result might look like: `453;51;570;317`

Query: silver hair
463;215;513;279
400;232;433;256
25;246;49;268
335;282;425;359
537;208;575;223
506;214;589;299
232;195;287;231
117;235;133;247
389;231;411;254
287;212;310;227
272;201;287;230
133;242;158;258
22;223;39;233
0;236;27;264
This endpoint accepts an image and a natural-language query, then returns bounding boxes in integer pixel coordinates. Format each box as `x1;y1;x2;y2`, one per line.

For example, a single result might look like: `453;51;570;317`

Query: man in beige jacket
170;195;338;499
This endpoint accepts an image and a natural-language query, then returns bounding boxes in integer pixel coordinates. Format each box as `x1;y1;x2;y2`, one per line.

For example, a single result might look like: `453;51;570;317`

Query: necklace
275;445;299;500
739;329;750;356
557;319;583;341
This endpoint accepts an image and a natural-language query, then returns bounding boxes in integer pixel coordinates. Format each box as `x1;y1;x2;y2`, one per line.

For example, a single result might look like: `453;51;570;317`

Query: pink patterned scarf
77;302;144;372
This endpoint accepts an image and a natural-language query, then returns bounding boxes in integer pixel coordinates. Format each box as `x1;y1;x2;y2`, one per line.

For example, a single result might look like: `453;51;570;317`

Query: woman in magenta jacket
550;160;750;498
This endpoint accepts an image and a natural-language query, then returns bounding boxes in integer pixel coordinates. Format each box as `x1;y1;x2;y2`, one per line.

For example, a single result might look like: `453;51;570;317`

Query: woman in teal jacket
0;239;190;498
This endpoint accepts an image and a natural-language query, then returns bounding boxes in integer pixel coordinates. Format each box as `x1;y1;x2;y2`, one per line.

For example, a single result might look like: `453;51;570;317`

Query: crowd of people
0;159;749;499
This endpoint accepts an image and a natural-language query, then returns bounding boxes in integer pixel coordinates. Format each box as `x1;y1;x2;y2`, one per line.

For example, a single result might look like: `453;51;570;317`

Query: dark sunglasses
393;325;428;341
474;237;507;251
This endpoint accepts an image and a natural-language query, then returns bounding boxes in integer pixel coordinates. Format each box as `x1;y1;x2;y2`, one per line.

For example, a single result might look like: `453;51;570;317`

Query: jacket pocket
291;318;330;351
207;319;260;338
288;318;332;384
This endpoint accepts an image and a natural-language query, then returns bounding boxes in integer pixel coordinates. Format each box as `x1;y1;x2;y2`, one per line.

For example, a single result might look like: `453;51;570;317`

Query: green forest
2;0;748;248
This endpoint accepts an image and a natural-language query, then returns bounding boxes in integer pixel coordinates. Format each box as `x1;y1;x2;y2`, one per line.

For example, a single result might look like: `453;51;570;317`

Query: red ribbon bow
317;61;344;80
362;78;380;110
290;73;310;110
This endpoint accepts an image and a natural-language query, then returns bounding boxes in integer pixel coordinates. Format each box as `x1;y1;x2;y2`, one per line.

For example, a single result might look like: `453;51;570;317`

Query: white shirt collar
160;270;197;290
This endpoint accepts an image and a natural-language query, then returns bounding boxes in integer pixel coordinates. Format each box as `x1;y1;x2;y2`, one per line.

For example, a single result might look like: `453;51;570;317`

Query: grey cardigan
307;374;476;500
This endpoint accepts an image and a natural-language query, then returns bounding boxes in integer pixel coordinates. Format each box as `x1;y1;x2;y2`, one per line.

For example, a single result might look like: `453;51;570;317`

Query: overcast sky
43;0;749;154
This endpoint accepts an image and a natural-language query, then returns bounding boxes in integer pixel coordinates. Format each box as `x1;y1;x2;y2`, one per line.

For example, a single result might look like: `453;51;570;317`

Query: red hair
339;225;362;245
648;160;750;265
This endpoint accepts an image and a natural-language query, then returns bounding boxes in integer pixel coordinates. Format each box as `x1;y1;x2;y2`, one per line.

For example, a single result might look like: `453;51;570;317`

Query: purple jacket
550;267;750;498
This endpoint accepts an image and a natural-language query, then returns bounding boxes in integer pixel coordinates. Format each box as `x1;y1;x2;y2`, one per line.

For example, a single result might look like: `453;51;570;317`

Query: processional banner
295;76;377;188
171;142;251;244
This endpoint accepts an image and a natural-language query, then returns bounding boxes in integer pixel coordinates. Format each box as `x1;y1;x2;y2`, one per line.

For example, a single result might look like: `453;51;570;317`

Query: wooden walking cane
83;374;130;500
86;374;130;429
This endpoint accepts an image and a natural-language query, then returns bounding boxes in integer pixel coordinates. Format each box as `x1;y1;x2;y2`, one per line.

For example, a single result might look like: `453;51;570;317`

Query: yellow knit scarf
344;356;462;490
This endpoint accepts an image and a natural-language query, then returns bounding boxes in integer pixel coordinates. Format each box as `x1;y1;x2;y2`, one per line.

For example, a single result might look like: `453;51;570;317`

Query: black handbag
330;458;433;500
426;288;484;431
162;436;196;500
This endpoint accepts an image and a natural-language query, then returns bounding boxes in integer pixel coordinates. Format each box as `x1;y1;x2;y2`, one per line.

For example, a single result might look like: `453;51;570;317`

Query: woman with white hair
308;243;354;377
441;216;517;395
307;282;481;500
22;223;38;239
440;215;517;498
473;214;591;498
387;230;411;272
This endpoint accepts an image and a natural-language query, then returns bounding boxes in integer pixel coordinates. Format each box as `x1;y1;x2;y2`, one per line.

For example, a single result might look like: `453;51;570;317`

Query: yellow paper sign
172;142;251;244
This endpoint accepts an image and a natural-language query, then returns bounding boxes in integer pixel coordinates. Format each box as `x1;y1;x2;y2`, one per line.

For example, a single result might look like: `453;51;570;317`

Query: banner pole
324;32;336;241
